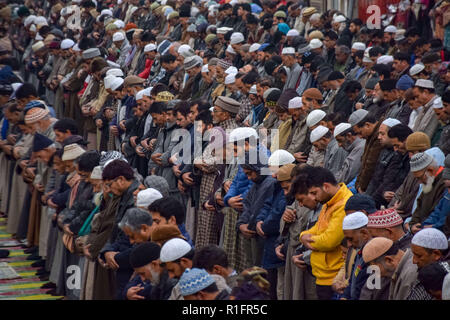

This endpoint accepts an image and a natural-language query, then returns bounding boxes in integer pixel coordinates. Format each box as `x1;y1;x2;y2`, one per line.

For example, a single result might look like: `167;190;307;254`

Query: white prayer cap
343;212;369;230
443;273;450;300
224;74;235;85
110;77;124;91
333;15;346;23
34;16;48;27
201;64;209;73
349;109;369;127
333;123;352;137
114;20;125;29
384;25;397;33
160;238;192;263
217;27;232;34
230;32;244;45
104;75;116;90
177;44;195;58
225;66;238;75
309;39;323;49
281;47;295;55
363;56;373;63
136;188;163;208
287;29;300;37
249;43;261;53
106;68;124;77
100;9;113;17
90;166;103;180
135;89;146;101
352;42;366;51
143;87;152;97
409;64;425;76
226;45;236;54
228;127;258;143
288;97;302;109
310;125;329;143
106;61;120;71
415;79;434;89
61;39;75;50
113;31;125;42
377;55;394;65
24;15;36;27
144;43;157;52
411;228;449;250
382;118;401;127
433;96;443;109
306;109;326;128
73;43;81;52
249;85;257;95
268;149;295;166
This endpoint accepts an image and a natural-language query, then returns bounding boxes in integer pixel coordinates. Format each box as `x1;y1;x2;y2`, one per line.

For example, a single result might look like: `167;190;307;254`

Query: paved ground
0;217;63;300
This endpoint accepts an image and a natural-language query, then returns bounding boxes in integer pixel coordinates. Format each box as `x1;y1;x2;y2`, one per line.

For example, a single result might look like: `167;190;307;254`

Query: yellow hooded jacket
300;183;353;286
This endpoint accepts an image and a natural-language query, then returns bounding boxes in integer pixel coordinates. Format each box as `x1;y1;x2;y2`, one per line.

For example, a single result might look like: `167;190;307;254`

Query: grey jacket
324;138;348;174
148;121;179;193
284;63;302;91
413;96;439;139
389;249;418;300
335;137;365;184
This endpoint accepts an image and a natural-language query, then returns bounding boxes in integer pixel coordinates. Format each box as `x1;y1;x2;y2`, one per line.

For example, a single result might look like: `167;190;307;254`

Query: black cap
130;242;161;268
344;194;377;214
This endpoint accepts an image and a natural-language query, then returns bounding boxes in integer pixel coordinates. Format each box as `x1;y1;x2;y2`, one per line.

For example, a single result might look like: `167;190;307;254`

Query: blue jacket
236;175;284;269
223;144;271;206
423;190;450;230
342;248;369;300
258;181;286;270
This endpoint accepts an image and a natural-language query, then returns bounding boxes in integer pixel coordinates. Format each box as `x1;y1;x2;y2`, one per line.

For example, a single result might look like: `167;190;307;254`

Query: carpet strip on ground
0;217;63;300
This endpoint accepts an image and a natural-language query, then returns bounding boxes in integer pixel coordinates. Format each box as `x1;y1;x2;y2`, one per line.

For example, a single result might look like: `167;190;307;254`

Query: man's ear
167;215;177;225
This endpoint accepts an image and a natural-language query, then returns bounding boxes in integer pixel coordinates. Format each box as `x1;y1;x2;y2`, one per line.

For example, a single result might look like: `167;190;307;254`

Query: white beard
422;174;435;194
150;269;160;286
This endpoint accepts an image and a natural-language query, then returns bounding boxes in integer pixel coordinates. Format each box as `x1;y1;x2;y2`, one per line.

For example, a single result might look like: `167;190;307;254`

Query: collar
325;183;349;207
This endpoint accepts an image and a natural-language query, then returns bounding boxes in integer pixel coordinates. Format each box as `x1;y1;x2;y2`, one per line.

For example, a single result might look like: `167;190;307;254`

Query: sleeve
356;140;383;191
261;189;286;237
236;190;252;230
423;192;450;229
160;133;179;167
309;208;346;252
255;182;276;223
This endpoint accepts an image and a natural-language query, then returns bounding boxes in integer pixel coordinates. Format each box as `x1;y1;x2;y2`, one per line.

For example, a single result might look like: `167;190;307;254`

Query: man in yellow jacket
299;166;353;300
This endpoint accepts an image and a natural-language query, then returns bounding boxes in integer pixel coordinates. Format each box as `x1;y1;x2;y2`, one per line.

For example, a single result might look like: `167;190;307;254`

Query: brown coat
356;121;384;191
410;171;446;226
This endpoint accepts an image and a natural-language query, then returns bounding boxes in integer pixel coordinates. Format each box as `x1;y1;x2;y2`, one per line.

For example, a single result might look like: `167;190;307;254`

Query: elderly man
412;79;440;139
409;152;446;234
349;109;383;193
388;132;431;218
362;237;415;300
334;45;354;74
333;123;366;184
360;209;412;300
282;47;302;90
407;228;449;300
339;212;372;300
111;31;132;69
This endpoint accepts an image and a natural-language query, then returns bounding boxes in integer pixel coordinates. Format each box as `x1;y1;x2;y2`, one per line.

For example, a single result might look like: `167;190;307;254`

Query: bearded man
409;152;446;234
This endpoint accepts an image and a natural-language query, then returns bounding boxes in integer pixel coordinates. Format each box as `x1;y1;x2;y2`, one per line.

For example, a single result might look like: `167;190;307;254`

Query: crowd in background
0;0;449;300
